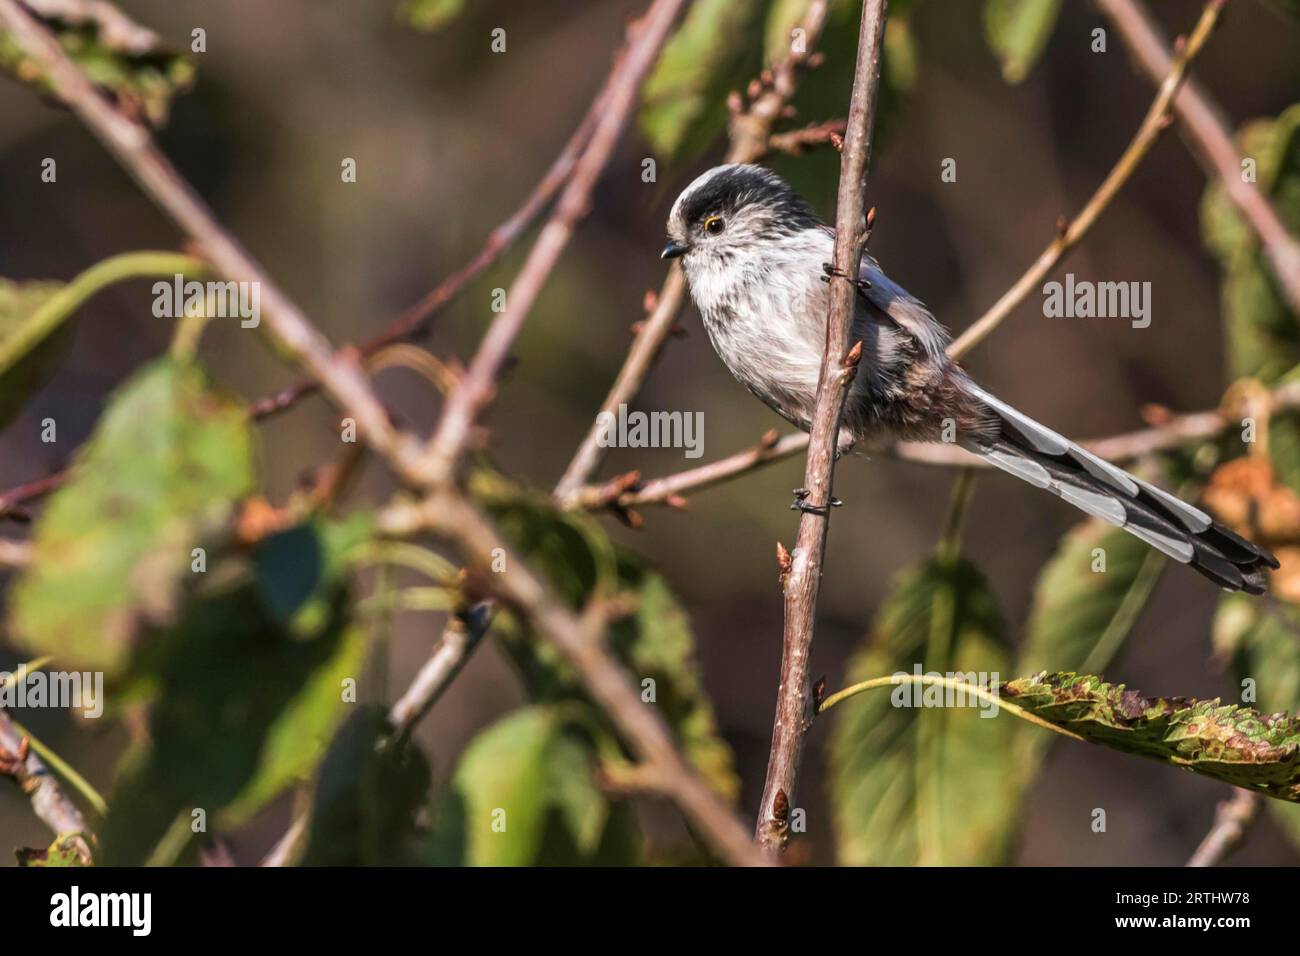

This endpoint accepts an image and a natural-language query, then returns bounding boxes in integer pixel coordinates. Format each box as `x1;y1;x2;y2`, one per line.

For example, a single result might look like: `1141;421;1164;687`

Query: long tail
959;383;1278;595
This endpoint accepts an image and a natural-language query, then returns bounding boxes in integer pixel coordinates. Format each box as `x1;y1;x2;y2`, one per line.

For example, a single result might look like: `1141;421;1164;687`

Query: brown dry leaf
1203;457;1300;596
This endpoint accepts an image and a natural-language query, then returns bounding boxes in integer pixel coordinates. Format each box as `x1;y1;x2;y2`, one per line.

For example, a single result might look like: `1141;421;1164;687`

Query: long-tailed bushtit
662;163;1276;594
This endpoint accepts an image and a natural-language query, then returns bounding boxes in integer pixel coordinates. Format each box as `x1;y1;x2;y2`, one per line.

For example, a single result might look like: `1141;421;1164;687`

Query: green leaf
8;358;255;679
609;566;739;800
0;278;68;428
15;833;91;867
1200;104;1300;382
0;4;194;125
1013;520;1164;788
1214;593;1300;846
300;707;431;866
399;0;465;32
1001;672;1300;801
222;520;373;825
475;471;739;801
433;704;629;866
983;0;1063;84
0;253;207;430
829;557;1018;866
101;572;366;864
639;0;768;163
1019;520;1164;678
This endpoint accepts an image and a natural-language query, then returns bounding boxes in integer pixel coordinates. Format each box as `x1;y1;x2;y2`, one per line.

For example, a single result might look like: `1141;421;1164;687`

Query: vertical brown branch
754;0;889;858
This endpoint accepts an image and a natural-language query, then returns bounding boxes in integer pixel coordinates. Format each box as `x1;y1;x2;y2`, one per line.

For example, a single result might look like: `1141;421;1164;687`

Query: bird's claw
790;487;842;515
820;263;871;292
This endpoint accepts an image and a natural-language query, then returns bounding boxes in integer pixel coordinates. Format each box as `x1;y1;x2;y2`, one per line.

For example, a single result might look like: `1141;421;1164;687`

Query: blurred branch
25;0;159;52
377;489;770;867
0;0;428;483
948;0;1225;359
768;118;848;157
0;0;616;509
245;64;614;421
754;0;888;859
388;603;492;737
1097;0;1300;320
553;0;836;499
1186;788;1261;867
0;537;32;567
4;0;764;868
417;0;690;486
259;812;308;868
0;710;91;855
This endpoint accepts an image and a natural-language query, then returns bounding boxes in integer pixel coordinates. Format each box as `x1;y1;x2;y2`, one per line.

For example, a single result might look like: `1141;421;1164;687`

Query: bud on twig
772;788;790;823
843;339;864;369
776;540;793;578
813;676;828;711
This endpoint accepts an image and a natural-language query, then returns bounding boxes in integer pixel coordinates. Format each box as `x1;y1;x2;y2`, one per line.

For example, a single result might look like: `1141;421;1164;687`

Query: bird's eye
704;215;725;235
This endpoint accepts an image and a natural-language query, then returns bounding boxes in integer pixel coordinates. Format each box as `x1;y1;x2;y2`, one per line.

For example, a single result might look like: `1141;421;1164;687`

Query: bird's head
661;164;822;264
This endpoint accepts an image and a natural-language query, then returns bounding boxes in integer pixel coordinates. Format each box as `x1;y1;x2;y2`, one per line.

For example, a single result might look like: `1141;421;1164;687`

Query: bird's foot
790;487;842;515
820;262;871;292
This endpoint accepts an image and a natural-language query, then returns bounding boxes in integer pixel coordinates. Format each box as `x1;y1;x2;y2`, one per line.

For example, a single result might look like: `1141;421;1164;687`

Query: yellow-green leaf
1200;105;1300;382
8;359;255;678
639;0;767;163
398;0;465;33
829;557;1018;865
1002;671;1300;801
984;0;1062;84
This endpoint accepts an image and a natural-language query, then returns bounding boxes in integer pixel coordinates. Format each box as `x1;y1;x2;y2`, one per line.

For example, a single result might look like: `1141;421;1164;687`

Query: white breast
684;231;833;429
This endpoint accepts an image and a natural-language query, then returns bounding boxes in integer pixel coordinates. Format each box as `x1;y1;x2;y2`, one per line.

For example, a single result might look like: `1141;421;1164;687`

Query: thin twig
7;0;761;868
245;64;612;421
570;378;1300;514
768;118;848;157
1186;788;1261;867
0;537;32;567
418;0;689;486
1097;0;1300;320
259;812;308;868
378;489;771;867
0;709;91;854
552;0;835;499
948;0;1225;359
388;603;492;736
754;0;889;859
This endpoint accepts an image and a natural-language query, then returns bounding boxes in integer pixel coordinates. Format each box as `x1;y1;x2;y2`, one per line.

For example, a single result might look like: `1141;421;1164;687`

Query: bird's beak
660;239;689;260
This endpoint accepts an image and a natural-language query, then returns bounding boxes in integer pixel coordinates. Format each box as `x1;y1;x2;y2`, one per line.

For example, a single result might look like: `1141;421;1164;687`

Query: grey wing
857;255;951;359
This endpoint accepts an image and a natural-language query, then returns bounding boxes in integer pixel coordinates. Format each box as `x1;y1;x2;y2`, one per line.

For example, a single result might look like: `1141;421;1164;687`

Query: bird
660;163;1277;594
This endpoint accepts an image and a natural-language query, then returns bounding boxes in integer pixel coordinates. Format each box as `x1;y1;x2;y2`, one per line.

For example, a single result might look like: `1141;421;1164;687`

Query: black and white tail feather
960;383;1277;595
663;163;1279;595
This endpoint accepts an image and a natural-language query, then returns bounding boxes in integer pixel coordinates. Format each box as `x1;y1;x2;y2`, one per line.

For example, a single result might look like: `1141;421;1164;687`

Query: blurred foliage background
2;0;1300;865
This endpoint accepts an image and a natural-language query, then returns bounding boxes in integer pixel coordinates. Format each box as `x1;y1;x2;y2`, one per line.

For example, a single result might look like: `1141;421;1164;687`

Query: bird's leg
790;487;842;515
